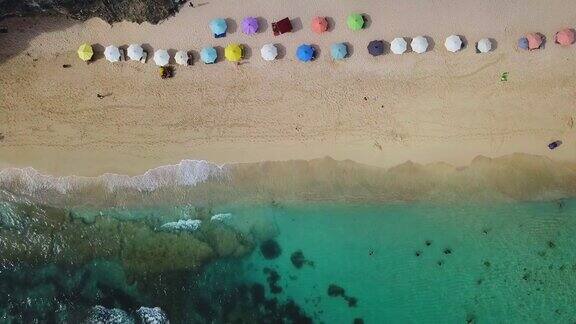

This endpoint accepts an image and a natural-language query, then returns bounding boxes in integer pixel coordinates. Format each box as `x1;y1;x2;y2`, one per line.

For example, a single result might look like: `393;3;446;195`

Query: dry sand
1;0;575;177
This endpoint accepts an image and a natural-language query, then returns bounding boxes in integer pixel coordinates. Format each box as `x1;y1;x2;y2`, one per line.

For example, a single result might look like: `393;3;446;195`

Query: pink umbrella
311;16;328;34
526;33;543;50
554;28;575;46
242;17;259;35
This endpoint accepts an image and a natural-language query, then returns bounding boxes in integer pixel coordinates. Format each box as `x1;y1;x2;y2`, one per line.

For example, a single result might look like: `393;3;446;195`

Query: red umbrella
526;33;543;50
311;16;328;34
554;28;575;46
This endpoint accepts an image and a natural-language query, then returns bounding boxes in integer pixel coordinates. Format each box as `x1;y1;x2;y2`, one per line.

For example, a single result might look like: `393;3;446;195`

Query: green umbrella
347;13;364;31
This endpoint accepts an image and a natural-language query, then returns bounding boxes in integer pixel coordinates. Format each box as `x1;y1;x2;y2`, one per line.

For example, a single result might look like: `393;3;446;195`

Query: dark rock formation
260;239;282;259
0;0;184;24
290;250;314;269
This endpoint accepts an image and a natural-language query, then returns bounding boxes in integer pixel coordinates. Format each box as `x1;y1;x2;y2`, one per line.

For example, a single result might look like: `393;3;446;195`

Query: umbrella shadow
275;43;287;59
311;44;321;60
291;17;303;33
489;38;498;51
458;35;468;50
362;13;372;29
343;42;354;58
403;37;413;53
225;18;237;34
242;44;252;60
189;49;199;64
214;45;225;63
537;32;547;49
326;16;336;32
141;43;155;60
382;40;391;55
257;17;269;33
424;36;435;51
91;43;105;61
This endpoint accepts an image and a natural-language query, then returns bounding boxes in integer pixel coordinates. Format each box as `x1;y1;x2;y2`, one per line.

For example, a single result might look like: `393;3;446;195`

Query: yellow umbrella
225;44;243;62
77;43;94;61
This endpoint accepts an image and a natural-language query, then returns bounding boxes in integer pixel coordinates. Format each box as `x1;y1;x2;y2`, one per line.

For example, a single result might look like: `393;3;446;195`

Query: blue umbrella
209;18;227;37
331;43;348;60
518;37;529;50
296;44;315;62
200;47;217;64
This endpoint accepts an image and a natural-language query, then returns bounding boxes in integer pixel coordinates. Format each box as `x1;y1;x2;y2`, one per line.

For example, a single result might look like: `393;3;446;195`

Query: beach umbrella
444;35;462;53
77;43;93;62
210;18;227;36
153;49;170;66
242;17;259;35
391;37;407;54
260;44;278;61
526;33;543;50
330;43;347;60
367;40;384;56
104;45;120;62
554;28;575;46
411;36;428;54
225;43;243;62
296;44;315;62
518;37;529;50
174;50;189;65
311;16;328;34
200;47;217;64
476;38;492;53
127;44;144;61
347;13;364;31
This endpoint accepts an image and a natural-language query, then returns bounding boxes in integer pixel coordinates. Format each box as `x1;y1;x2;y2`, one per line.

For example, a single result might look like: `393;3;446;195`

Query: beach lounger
140;51;147;63
272;17;292;36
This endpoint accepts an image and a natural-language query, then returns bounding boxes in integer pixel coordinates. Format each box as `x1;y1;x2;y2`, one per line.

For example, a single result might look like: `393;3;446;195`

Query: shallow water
1;198;575;323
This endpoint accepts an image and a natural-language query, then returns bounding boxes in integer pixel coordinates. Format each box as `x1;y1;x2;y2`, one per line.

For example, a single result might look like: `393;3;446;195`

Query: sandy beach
1;0;575;177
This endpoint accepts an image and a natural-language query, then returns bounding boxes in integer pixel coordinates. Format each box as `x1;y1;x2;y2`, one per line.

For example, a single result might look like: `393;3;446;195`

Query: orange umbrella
526;33;543;50
311;16;328;34
554;28;575;46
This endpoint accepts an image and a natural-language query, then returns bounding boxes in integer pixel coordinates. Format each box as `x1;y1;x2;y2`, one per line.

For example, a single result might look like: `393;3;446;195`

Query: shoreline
2;153;576;208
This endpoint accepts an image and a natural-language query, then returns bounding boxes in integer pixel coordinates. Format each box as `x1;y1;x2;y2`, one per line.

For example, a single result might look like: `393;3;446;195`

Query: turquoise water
1;199;575;323
226;200;576;323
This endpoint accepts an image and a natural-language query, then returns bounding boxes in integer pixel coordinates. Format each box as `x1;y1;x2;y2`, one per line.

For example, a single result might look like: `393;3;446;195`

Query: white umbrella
154;49;170;66
445;35;463;53
174;50;189;65
411;36;428;54
104;45;120;62
391;37;407;55
477;38;492;53
260;44;278;61
127;44;144;61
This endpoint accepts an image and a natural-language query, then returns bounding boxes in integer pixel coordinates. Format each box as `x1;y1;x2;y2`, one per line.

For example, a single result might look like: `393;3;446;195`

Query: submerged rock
260;239;282;259
263;268;282;294
290;250;314;269
327;284;345;297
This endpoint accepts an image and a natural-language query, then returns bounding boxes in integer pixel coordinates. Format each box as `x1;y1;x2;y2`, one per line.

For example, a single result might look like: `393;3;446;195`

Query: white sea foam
159;219;202;232
210;213;233;223
0;160;228;195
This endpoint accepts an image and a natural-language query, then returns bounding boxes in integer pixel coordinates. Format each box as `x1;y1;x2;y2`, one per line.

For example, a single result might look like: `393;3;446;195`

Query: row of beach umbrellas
208;14;367;37
77;35;485;66
78;29;575;64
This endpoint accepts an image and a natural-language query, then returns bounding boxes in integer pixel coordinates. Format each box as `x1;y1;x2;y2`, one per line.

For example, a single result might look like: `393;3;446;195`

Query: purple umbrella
242;17;259;35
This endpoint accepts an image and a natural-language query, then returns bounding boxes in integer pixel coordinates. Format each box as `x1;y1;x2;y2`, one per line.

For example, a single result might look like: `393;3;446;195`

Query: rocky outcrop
0;0;184;24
